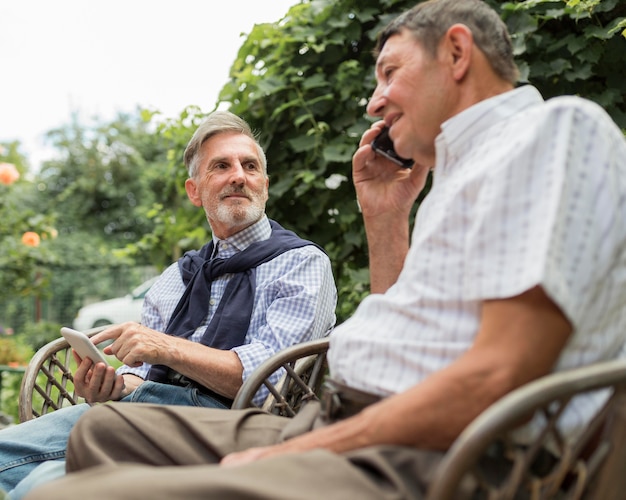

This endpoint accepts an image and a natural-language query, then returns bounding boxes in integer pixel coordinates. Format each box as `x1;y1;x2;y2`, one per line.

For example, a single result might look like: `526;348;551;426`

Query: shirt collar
212;215;271;257
435;85;544;170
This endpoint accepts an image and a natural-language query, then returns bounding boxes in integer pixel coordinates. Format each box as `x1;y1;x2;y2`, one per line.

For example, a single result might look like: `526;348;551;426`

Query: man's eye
245;162;259;170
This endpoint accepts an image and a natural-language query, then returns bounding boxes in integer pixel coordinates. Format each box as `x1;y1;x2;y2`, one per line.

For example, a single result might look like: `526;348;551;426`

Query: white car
72;277;158;331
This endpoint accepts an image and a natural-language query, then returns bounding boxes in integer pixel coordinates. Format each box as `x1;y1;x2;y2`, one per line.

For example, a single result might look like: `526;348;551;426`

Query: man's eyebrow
375;54;389;73
208;154;259;165
240;155;261;164
207;156;228;165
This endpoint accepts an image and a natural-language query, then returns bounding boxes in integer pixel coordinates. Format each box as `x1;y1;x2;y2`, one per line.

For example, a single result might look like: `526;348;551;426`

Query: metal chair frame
427;358;626;499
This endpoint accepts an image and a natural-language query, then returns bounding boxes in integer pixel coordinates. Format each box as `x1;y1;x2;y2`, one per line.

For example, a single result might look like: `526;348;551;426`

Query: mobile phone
60;327;110;365
370;126;414;168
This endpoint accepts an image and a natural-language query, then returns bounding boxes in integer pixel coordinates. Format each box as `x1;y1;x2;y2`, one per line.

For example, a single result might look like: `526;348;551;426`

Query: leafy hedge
131;0;625;322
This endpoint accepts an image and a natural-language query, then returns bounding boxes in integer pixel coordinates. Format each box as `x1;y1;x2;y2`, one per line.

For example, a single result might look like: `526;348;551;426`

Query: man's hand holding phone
73;353;126;403
353;123;433;292
370;126;414;168
61;327;109;365
61;327;126;403
352;122;428;218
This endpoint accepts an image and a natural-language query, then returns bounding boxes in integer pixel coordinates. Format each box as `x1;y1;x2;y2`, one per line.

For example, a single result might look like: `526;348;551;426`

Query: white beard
213;199;265;229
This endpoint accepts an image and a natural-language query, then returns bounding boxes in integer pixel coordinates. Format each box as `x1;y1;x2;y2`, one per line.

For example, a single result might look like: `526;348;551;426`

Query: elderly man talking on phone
0;111;336;499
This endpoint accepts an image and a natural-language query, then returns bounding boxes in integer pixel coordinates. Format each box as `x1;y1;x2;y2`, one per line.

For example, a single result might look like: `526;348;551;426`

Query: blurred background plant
0;336;32;366
0;147;58;304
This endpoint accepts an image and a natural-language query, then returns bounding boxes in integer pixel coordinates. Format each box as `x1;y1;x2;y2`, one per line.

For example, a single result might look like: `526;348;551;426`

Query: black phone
370;127;414;168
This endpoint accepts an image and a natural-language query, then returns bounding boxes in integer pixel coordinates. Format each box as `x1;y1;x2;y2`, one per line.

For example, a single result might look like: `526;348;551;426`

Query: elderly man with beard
0;111;337;499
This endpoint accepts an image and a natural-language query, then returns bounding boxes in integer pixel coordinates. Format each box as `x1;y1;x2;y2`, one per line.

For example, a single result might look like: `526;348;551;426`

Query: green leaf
288;134;318;153
322;143;354;163
585;24;617;40
565;63;593;82
302;74;330;90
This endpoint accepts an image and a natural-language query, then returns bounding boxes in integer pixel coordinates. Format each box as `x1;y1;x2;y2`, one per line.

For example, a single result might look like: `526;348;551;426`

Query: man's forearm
350;286;573;450
226;287;573;464
251;348;533;462
165;339;244;399
364;213;410;293
222;359;502;468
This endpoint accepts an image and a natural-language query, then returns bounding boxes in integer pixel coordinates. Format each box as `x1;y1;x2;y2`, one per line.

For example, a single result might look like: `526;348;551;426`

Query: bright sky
0;0;296;171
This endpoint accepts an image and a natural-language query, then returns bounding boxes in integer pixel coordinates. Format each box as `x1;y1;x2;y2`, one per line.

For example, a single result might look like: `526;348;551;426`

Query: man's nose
229;163;246;183
366;86;385;117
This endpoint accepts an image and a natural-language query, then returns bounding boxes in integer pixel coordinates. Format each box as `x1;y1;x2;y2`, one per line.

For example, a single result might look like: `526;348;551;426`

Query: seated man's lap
8;461;65;500
67;402;293;470
0;381;232;494
121;381;230;409
0;404;90;493
24;403;457;499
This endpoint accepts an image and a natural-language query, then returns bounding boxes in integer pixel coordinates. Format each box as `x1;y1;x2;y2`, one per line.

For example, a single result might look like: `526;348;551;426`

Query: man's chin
215;207;264;227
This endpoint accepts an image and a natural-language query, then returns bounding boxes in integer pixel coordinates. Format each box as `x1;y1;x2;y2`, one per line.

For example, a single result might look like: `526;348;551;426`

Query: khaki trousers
24;401;452;500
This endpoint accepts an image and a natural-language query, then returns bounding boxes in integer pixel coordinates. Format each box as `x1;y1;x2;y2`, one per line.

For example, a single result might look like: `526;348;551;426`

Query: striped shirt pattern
328;85;626;439
118;216;337;405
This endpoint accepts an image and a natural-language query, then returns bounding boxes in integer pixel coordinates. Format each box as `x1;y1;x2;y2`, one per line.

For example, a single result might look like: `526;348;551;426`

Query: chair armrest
426;358;626;499
232;337;330;416
18;326;110;422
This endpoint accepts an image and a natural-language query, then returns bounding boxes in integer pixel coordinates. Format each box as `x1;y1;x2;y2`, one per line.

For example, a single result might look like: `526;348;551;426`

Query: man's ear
185;178;203;207
444;24;473;81
264;177;270;202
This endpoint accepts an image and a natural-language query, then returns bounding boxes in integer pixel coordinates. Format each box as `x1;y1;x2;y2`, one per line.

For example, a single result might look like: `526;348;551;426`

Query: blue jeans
0;381;229;498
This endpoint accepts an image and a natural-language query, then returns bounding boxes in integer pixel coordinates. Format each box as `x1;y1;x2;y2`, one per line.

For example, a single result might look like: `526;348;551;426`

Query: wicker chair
232;336;329;415
18;330;329;423
18;326;109;422
427;358;626;499
232;344;626;498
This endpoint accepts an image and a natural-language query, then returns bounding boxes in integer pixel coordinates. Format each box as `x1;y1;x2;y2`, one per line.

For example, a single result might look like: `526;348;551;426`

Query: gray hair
183;110;268;178
377;0;519;84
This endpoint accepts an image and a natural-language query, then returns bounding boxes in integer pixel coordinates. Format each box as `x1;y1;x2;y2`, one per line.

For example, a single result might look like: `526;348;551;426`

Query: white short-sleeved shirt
329;85;626;438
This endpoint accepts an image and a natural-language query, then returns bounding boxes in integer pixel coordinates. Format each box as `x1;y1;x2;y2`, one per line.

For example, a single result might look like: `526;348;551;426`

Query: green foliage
499;0;626;128
17;321;63;351
218;0;625;320
0;111;170;330
37;111;165;246
0;335;33;423
0;141;30;175
0;336;32;365
0;370;23;424
117;106;211;269
0;336;31;423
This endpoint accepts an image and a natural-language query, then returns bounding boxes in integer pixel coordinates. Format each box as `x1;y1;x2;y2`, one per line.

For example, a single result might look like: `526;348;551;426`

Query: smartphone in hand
370;126;414;168
60;327;110;365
